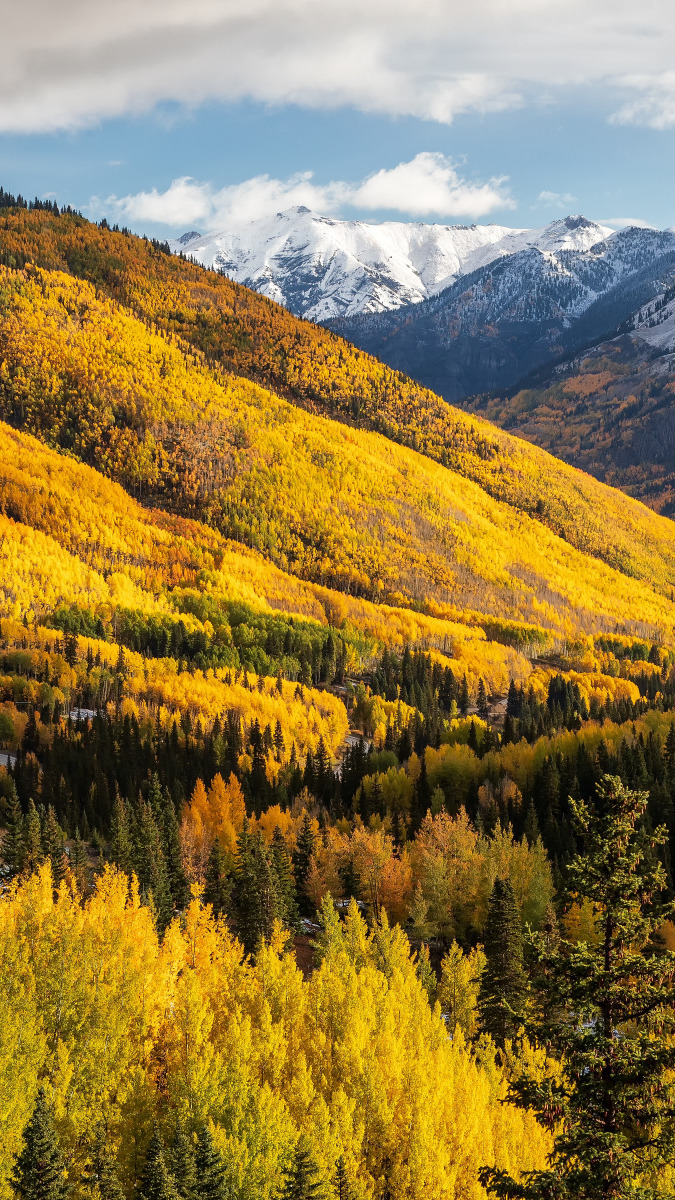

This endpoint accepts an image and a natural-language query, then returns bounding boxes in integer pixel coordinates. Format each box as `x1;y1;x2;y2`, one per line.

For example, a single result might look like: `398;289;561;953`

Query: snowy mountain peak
168;207;616;321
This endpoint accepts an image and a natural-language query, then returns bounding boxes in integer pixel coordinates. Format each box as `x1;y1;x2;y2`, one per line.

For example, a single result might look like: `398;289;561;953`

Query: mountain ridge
169;207;614;321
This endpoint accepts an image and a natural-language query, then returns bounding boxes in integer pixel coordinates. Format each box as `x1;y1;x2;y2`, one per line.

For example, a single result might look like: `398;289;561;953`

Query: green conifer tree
134;797;173;931
293;813;316;915
477;877;527;1047
233;832;280;955
3;785;25;875
203;838;231;919
481;775;675;1200
81;1126;125;1200
271;825;299;930
23;799;44;874
333;1156;353;1200
193;1127;226;1200
10;1087;68;1200
281;1137;329;1200
138;1127;179;1200
42;806;67;887
168;1118;196;1200
110;791;134;876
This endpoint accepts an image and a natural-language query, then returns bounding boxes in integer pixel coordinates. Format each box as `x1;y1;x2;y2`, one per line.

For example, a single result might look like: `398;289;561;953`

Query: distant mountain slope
169;207;612;321
2;203;675;615
463;287;675;516
331;226;675;401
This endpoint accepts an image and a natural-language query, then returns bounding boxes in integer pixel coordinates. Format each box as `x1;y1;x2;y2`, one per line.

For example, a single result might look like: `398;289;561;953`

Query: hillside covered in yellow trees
4;197;675;1199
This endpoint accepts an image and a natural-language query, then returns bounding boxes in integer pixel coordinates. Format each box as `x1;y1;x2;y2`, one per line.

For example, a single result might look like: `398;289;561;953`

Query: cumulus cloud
98;153;513;229
2;0;675;133
538;190;578;209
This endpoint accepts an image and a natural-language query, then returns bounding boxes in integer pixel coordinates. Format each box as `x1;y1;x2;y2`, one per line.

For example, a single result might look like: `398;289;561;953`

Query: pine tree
168;1118;196;1200
477;678;489;721
69;828;90;894
477;877;527;1047
193;1127;226;1200
203;838;230;918
271;825;299;930
110;792;134;875
3;785;25;874
293;812;316;915
138;1127;179;1200
481;775;675;1200
333;1156;353;1200
233;831;280;955
134;797;173;931
23;798;43;874
281;1137;329;1200
10;1087;68;1200
82;1126;125;1200
42;806;67;887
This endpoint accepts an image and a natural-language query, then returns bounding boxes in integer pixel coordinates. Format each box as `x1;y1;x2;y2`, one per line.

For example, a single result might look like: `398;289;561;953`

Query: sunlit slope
0;206;674;588
0;273;675;644
0;422;539;695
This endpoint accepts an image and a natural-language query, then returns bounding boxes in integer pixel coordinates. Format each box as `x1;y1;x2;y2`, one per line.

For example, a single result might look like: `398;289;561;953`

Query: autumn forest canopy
3;196;675;1200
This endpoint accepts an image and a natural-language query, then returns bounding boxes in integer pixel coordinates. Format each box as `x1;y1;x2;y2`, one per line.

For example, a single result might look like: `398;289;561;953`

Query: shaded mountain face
169;208;612;323
329;225;675;402
464;285;675;517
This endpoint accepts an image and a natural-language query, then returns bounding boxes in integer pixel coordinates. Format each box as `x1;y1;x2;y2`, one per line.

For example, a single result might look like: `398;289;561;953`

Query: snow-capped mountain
330;226;675;401
169;208;613;322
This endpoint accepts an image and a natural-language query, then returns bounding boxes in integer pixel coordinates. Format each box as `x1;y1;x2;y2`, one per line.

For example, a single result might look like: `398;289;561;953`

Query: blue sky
2;1;675;236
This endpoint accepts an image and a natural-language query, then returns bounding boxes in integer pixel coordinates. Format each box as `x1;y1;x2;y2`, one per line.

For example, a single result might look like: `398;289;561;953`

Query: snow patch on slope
169;208;615;322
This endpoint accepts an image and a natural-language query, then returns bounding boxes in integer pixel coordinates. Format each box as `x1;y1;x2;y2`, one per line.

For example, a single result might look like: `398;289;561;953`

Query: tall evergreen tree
167;1118;196;1200
233;831;280;955
10;1087;68;1200
23;798;43;874
481;775;675;1200
42;807;67;887
81;1126;125;1200
333;1156;353;1200
138;1127;179;1200
3;784;25;874
281;1137;329;1200
203;838;231;919
477;877;527;1047
293;813;316;915
193;1127;226;1200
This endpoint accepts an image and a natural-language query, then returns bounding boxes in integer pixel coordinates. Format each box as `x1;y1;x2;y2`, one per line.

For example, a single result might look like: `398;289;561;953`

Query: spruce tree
10;1087;68;1200
81;1126;125;1200
167;1118;196;1200
203;838;230;919
233;831;280;955
138;1127;179;1200
193;1127;226;1200
281;1137;329;1200
477;877;527;1047
481;775;675;1200
42;807;67;887
3;785;25;874
23;799;44;874
271;825;299;930
333;1156;353;1200
293;813;316;915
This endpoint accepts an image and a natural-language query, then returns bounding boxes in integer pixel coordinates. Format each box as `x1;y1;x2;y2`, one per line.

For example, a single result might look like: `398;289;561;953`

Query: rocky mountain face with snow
172;208;675;401
329;224;675;400
171;206;528;320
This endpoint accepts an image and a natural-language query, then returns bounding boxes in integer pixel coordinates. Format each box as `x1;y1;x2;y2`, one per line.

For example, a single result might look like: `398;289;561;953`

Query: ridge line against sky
2;0;675;233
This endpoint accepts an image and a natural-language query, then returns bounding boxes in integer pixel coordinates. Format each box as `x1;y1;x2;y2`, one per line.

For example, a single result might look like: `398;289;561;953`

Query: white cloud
610;73;675;130
98;154;514;229
3;0;675;133
596;216;658;229
538;190;578;208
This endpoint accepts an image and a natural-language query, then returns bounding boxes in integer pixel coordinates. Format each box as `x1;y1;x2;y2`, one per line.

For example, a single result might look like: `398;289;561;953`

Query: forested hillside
4;197;675;1199
465;335;675;517
2;204;675;591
